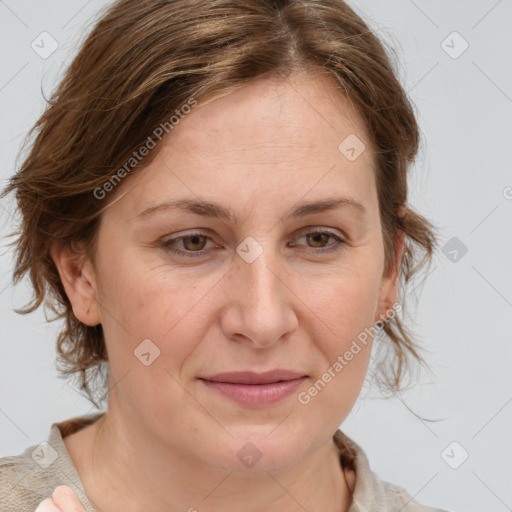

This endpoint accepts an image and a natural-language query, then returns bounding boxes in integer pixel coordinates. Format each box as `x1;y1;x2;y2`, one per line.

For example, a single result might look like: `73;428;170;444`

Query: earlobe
375;230;405;324
50;241;101;326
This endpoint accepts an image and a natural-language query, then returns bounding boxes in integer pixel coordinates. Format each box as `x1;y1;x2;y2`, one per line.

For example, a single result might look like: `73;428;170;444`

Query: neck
73;404;353;512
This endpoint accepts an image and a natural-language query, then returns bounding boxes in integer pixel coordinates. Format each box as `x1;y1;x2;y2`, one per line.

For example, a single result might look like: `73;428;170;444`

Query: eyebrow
134;196;366;224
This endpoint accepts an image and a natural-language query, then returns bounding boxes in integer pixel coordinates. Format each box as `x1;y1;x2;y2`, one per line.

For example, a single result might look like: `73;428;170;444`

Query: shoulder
0;450;56;511
334;429;451;512
375;480;450;512
0;413;104;512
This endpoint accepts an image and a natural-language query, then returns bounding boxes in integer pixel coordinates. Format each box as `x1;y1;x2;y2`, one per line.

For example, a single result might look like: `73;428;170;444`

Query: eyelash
160;229;347;258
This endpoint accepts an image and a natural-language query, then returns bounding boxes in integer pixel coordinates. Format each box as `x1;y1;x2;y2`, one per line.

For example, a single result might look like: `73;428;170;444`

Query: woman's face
63;70;402;472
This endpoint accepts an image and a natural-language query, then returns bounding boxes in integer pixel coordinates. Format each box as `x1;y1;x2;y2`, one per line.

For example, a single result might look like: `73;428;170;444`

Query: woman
0;0;447;510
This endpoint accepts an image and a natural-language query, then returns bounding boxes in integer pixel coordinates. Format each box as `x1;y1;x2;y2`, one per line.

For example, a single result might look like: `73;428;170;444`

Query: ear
50;240;101;326
375;229;405;324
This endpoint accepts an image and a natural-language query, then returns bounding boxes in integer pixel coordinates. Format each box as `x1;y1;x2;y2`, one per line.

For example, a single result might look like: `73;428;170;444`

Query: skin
34;486;85;512
47;68;404;512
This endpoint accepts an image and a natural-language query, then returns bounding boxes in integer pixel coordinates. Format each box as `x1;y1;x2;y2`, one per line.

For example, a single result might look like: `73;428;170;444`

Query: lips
199;369;306;385
198;370;307;407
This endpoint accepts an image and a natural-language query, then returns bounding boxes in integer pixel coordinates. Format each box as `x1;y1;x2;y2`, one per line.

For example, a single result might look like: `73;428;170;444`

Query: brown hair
1;0;438;409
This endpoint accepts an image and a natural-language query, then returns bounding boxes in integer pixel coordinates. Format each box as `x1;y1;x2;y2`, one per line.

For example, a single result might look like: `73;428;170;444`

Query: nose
219;244;299;349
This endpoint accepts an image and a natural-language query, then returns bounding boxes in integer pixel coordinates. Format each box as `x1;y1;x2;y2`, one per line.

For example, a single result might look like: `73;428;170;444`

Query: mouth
198;370;307;407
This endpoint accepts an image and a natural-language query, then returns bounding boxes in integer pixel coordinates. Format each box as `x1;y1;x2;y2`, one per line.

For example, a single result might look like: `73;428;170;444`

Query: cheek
308;262;382;340
305;263;381;400
300;277;377;425
93;254;213;421
95;248;219;369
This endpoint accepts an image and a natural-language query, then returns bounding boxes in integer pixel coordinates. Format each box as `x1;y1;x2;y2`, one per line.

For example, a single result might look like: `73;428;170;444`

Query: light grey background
0;1;511;511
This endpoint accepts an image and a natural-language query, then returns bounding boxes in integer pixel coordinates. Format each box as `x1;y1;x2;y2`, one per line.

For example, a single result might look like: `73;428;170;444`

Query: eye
291;229;347;253
161;232;215;258
160;228;347;259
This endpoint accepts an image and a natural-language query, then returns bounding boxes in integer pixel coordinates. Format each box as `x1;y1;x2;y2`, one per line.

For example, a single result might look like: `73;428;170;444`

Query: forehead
106;70;377;221
171;70;371;160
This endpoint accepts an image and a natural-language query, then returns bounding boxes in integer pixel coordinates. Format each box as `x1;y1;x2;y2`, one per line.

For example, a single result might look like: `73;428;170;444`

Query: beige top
0;412;449;511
